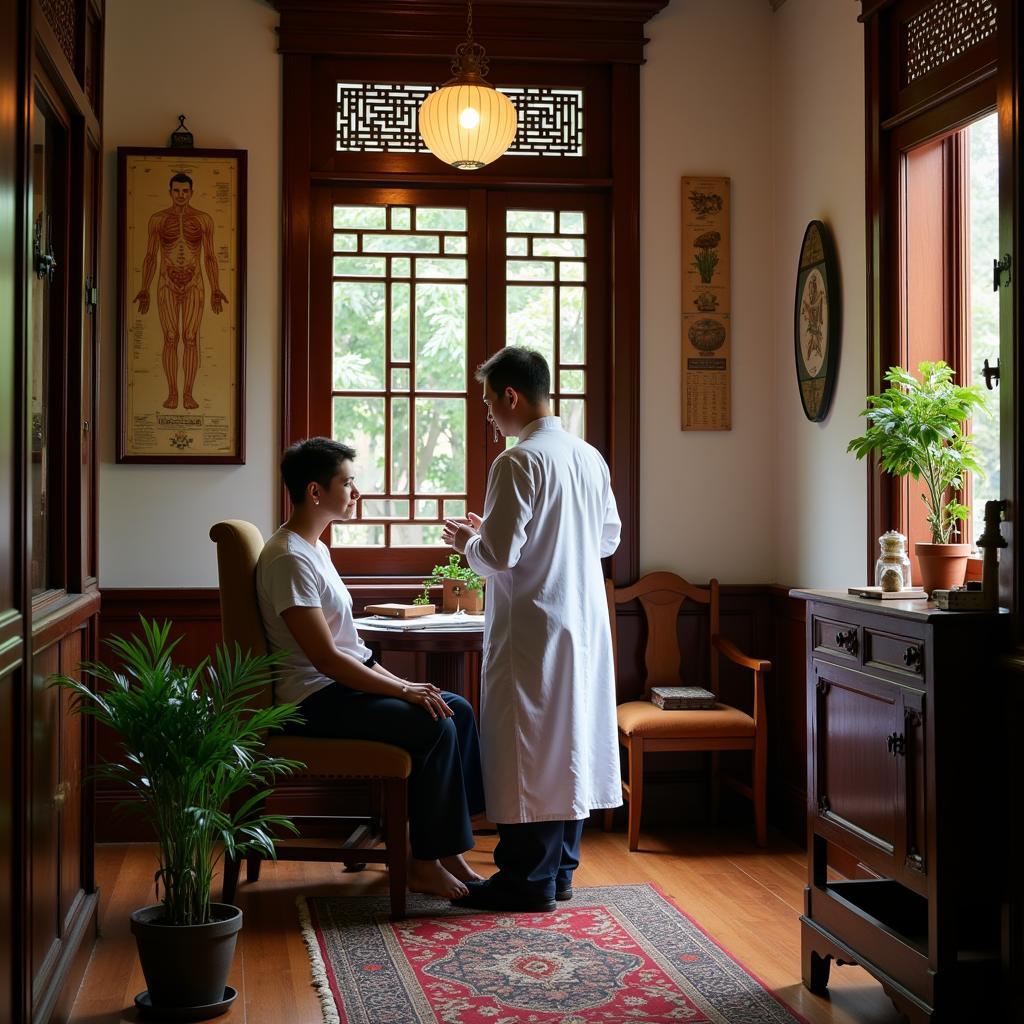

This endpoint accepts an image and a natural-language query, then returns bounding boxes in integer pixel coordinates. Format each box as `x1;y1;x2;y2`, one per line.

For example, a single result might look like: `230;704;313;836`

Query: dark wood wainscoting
97;585;810;845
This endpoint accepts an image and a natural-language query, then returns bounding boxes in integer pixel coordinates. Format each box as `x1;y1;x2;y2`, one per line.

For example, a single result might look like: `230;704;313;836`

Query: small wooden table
355;617;485;717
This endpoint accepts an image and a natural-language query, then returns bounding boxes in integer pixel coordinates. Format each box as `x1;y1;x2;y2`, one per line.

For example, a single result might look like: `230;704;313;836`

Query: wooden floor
69;827;905;1024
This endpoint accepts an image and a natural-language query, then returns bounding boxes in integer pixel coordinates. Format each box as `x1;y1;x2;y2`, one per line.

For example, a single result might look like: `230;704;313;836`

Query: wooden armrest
712;634;771;673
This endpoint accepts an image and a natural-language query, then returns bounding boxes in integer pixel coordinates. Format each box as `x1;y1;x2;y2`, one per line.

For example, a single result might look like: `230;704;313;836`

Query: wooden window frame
861;0;1019;620
275;0;670;589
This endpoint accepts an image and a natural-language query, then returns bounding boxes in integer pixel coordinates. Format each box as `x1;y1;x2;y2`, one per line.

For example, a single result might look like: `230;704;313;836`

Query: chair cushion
266;737;412;779
616;700;755;739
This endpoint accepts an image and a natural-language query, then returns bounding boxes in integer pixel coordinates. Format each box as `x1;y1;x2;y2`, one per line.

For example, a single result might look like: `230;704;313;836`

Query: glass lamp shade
419;80;518;170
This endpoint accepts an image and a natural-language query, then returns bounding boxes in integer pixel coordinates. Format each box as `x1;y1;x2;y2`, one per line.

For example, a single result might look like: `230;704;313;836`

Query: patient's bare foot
409;858;468;899
441;854;486;884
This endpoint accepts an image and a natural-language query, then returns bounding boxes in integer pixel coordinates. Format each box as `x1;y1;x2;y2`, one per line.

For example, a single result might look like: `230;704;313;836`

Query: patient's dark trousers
492;819;585;900
284;683;484;861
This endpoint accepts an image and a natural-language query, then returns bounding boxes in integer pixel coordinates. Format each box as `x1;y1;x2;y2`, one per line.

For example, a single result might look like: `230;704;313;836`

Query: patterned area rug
298;885;808;1024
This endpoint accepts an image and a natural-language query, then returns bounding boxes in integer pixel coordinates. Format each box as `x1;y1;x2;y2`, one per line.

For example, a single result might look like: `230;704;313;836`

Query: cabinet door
810;659;927;891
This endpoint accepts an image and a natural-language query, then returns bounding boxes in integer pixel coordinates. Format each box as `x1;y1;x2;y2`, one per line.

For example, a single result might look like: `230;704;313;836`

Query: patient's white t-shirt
255;526;372;705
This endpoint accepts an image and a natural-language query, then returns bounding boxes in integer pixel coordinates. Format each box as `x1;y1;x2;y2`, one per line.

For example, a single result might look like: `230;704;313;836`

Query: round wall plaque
794;220;840;422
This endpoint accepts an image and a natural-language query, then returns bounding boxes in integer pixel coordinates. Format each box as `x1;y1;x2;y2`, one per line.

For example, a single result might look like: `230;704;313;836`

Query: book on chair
650;686;716;710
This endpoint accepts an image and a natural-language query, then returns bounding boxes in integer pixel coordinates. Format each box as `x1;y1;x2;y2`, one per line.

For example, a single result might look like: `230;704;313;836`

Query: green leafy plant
413;553;484;605
52;619;304;926
847;361;989;544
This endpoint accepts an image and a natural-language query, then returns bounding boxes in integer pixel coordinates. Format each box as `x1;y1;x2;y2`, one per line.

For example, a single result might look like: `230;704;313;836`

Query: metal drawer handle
902;645;922;669
886;732;906;757
834;628;858;655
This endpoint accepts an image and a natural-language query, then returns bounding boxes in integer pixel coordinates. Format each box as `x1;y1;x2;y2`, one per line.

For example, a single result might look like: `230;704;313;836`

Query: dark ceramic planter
130;903;242;1013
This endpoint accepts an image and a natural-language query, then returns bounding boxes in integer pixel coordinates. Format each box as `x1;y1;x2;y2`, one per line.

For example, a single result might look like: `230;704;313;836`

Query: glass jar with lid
875;530;912;591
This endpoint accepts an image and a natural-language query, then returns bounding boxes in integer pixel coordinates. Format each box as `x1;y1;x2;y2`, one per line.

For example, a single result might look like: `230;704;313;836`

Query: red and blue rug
298;885;808;1024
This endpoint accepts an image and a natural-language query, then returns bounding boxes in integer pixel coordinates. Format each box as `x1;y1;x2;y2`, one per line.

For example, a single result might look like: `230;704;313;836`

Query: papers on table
354;613;485;632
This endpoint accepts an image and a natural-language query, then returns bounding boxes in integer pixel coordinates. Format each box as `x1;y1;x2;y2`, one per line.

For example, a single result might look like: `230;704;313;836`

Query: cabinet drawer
813;615;860;661
865;629;925;677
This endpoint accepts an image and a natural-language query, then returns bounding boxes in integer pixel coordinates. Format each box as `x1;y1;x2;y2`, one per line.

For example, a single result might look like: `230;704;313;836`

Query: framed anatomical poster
116;147;246;463
681;175;731;430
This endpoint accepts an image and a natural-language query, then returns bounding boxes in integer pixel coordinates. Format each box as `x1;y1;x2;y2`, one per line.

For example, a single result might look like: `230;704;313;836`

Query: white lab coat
464;417;622;823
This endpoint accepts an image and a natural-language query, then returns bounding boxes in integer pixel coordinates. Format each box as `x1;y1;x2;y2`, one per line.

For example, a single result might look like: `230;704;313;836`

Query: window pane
391;397;409;494
533;237;585;258
415;258;467;279
333;256;386;276
332;522;384;547
415;499;439;520
334;205;386;230
415;284;466;391
333;282;385;390
507;285;554;366
333;397;385;493
506;237;528;256
391;207;411;229
560;398;586;439
444;499;467;519
392;367;410;390
392;283;410;360
968;111;1000;514
560;287;586;363
392;524;445;546
417;208;466;231
560;211;585;234
361;499;410;519
508;260;555;282
392;257;411;278
507;210;554;233
414;398;465;493
560;369;585;393
333;233;358;251
560;262;586;282
444;236;467;254
363;234;439;253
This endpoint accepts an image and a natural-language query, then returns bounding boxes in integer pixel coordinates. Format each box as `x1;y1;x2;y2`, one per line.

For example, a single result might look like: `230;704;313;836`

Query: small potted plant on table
847;360;989;595
415;553;485;613
54;619;302;1020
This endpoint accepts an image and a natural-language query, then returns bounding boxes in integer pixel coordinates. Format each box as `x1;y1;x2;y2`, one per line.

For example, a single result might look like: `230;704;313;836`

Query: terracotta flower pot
915;542;972;596
442;577;483;613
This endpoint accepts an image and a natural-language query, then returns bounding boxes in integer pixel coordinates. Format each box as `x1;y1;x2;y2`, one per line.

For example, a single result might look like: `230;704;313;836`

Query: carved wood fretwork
903;0;998;87
39;0;76;69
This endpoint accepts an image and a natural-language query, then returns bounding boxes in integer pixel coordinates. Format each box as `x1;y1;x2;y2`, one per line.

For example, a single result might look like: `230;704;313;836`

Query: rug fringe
296;895;342;1024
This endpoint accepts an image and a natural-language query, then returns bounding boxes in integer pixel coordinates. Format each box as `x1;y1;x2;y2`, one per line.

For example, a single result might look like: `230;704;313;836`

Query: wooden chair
209;520;411;919
602;571;771;851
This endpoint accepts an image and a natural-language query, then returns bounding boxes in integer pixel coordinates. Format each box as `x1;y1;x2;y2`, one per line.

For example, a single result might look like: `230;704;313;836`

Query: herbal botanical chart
680;176;731;430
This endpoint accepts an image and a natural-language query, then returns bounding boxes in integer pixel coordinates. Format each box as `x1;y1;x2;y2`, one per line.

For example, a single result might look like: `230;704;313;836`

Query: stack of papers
355;613;485;631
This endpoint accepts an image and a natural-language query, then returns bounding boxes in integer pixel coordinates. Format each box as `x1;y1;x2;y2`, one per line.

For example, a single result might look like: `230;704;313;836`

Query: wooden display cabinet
793;590;1009;1022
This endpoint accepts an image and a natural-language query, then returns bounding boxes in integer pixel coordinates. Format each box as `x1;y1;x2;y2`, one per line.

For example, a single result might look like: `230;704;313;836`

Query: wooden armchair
602;571;771;851
209;520;411;919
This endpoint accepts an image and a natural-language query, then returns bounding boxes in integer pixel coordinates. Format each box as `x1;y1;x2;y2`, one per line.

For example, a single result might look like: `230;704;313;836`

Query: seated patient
256;436;485;898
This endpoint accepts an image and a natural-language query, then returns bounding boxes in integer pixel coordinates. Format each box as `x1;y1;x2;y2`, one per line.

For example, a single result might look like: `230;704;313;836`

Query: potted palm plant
54;619;303;1019
848;360;989;595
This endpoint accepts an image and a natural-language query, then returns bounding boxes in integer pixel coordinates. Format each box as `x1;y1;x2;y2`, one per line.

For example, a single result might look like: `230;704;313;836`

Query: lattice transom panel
336;83;584;157
40;0;77;69
903;0;997;86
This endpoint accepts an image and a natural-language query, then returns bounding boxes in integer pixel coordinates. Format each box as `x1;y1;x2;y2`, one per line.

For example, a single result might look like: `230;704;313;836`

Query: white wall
99;0;281;587
771;0;866;587
640;0;778;584
98;0;867;590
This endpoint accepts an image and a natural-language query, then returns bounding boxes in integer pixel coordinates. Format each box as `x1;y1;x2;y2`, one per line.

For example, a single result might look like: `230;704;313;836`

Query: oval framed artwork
794;220;840;422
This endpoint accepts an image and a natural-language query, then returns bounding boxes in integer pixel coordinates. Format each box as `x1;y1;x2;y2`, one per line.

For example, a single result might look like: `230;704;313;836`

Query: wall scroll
116;147;246;463
681;175;731;431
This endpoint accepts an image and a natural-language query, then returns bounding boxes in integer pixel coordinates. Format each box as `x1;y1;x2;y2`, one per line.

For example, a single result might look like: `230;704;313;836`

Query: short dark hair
281;437;356;505
475;347;550;404
169;172;193;190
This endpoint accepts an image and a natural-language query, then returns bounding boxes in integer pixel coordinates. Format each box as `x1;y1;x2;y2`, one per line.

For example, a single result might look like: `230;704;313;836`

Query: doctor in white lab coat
442;347;621;913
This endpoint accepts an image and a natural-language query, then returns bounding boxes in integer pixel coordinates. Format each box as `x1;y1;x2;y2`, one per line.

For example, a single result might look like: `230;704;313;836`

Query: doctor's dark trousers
282;682;485;860
492;819;586;899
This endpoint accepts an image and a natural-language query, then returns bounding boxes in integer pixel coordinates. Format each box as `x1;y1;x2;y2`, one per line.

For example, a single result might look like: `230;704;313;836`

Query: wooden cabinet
795;591;1008;1022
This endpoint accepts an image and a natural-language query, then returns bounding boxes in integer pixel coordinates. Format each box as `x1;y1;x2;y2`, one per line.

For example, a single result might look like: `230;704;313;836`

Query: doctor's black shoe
451;879;556;913
555;886;573;901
